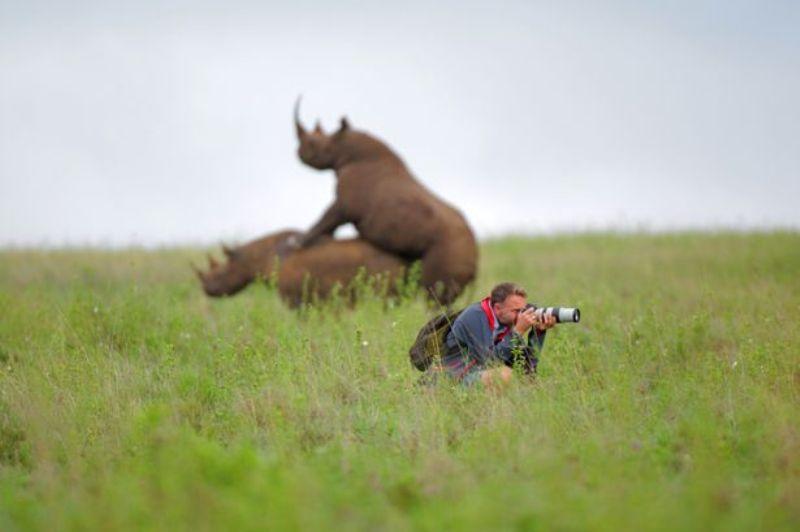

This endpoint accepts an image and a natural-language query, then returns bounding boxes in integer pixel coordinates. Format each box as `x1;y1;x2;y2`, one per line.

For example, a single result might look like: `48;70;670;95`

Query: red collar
481;297;511;344
480;297;497;329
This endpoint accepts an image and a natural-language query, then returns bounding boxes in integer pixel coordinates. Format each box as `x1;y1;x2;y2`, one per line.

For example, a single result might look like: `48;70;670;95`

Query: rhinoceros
293;99;478;305
195;230;408;307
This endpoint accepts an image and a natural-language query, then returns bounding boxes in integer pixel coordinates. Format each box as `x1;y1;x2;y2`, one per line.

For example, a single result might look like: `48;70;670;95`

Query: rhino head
294;96;353;170
194;230;301;297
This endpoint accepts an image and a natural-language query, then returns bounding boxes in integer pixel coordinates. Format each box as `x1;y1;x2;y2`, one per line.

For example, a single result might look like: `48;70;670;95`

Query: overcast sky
1;1;798;247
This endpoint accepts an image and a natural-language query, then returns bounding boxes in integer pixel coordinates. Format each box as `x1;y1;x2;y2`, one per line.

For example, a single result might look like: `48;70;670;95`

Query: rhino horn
294;95;307;139
207;254;219;269
313;120;323;134
222;243;237;259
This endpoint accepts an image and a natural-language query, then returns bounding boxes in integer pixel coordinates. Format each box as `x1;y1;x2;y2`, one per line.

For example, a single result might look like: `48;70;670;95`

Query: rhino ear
334;116;350;137
222;243;239;260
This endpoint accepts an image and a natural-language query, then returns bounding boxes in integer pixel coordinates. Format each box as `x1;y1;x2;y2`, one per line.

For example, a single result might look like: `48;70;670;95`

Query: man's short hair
490;282;527;305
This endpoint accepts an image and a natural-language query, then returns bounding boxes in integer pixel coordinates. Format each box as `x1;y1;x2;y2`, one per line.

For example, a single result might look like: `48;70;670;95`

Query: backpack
408;309;464;371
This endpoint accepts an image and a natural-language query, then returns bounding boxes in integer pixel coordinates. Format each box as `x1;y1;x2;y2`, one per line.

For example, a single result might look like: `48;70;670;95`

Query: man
439;282;556;387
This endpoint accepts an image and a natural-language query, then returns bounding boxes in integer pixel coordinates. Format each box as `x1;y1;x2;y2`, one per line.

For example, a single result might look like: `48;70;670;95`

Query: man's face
492;294;528;327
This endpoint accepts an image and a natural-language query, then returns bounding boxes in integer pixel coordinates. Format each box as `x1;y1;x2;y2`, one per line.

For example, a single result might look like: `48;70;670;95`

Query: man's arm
448;307;494;365
493;331;528;365
494;309;552;369
529;328;546;352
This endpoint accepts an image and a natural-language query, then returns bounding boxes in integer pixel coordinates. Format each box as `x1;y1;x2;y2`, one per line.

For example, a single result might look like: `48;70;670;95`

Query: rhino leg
299;203;347;248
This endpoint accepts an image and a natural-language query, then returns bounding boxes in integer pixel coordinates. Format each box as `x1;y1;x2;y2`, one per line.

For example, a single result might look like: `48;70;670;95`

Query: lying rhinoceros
195;229;408;307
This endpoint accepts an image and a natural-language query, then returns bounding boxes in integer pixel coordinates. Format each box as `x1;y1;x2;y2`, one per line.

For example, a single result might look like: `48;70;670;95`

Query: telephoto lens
526;304;581;323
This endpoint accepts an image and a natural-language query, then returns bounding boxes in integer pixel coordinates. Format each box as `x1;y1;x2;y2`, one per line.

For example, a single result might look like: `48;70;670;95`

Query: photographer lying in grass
415;282;556;387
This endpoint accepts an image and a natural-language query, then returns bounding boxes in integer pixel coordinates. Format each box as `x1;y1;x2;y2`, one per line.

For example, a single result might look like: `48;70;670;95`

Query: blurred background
1;0;798;247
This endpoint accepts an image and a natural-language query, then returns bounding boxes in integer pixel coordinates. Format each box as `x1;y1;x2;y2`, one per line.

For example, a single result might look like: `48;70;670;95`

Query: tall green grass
1;232;798;530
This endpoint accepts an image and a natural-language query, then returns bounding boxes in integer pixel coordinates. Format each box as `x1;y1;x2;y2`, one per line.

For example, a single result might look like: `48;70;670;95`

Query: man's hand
515;308;557;335
514;307;537;335
534;312;557;332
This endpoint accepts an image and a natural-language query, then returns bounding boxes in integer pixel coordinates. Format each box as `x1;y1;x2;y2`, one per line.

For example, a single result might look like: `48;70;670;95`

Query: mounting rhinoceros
195;229;408;307
292;99;478;305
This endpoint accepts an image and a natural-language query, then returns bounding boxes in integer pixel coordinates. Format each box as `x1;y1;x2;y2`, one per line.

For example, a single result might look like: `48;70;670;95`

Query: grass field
0;232;798;530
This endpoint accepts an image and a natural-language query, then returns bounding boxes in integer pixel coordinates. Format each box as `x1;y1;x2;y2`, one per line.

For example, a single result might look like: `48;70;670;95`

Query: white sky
1;1;799;247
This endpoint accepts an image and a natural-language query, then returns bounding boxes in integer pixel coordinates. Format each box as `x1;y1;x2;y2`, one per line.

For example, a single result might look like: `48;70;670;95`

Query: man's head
490;282;528;326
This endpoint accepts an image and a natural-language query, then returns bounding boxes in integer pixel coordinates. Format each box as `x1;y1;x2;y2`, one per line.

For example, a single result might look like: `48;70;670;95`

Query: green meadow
0;232;798;530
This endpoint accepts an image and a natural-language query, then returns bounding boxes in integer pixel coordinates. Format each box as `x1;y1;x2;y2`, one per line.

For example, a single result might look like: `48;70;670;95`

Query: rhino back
336;163;473;258
277;238;408;306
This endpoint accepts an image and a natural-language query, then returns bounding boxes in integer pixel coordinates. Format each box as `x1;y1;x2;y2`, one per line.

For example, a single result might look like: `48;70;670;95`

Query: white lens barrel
534;306;581;323
556;307;580;323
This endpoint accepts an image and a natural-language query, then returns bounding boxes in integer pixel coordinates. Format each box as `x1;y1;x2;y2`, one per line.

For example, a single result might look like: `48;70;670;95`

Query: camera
524;303;581;323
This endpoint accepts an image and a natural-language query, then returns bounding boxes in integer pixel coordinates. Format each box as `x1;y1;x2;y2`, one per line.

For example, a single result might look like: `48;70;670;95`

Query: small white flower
731;360;738;369
361;340;369;347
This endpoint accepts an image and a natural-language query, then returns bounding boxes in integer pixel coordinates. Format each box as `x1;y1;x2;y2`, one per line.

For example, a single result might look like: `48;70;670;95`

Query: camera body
525;303;581;323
